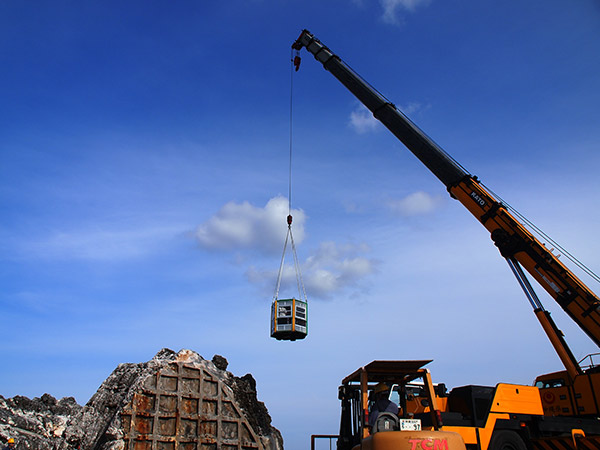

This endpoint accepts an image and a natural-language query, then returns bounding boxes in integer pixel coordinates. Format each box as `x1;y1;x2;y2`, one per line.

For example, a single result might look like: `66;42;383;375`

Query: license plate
399;419;422;431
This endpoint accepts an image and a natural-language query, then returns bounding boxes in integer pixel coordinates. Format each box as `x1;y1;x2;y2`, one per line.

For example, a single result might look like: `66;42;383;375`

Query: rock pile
0;349;283;450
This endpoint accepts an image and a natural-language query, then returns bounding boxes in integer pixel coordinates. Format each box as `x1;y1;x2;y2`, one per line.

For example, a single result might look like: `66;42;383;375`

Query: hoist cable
272;52;308;302
288;47;295;215
288;50;307;301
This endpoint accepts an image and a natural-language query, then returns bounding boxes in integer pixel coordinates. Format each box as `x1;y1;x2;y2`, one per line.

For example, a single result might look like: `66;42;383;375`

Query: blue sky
2;1;600;448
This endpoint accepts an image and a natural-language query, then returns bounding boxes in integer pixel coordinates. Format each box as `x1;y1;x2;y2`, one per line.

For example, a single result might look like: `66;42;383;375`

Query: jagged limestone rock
0;393;82;449
0;349;283;450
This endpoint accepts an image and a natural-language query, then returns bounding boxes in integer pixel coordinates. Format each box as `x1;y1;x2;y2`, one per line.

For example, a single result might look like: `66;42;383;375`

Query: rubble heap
0;349;284;450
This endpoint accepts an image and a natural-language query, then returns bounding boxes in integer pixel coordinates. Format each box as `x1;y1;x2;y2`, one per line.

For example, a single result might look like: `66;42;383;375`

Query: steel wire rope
306;43;598;288
273;49;308;302
347;61;600;284
355;58;595;284
289;47;294;215
298;35;598;295
340;58;471;177
482;181;600;285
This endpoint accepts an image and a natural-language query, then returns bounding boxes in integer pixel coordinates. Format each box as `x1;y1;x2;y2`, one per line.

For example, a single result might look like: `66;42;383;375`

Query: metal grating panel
122;362;264;450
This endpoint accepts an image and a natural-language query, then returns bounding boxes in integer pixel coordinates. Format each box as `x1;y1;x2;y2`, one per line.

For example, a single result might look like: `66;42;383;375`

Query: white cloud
380;0;431;24
349;105;379;134
246;241;377;300
399;101;426;115
198;198;376;299
349;102;427;134
387;191;443;216
195;196;305;255
304;242;377;298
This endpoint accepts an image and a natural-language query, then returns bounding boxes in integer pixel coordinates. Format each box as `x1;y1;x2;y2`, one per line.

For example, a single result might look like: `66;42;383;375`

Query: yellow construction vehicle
320;359;600;450
293;29;600;450
315;360;467;450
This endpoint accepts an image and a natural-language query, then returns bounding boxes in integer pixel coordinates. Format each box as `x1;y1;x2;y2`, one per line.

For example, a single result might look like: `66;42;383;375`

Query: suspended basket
271;298;308;341
270;214;308;341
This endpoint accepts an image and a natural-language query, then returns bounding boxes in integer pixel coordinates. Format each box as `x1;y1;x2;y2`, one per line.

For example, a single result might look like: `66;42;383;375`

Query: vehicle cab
336;360;466;450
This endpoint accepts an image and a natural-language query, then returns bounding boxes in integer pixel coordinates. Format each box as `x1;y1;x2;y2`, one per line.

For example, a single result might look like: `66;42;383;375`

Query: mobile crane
292;30;600;450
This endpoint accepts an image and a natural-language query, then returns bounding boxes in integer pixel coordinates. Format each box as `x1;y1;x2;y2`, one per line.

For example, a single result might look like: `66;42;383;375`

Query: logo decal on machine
470;191;486;207
409;438;449;450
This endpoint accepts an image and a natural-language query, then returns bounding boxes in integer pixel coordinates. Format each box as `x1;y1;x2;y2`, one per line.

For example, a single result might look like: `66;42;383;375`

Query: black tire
488;431;527;450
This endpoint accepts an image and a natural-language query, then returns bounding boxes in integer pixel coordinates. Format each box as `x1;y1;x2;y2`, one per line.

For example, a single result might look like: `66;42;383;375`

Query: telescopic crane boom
292;29;600;380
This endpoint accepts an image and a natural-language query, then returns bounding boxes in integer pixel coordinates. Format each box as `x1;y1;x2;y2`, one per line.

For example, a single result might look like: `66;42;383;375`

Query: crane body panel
293;28;600;450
